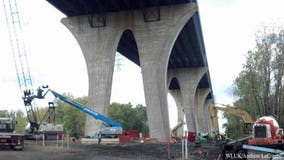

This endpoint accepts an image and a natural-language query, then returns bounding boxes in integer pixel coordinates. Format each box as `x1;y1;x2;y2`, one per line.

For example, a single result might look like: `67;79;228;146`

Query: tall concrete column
168;68;207;132
204;99;213;134
133;4;197;139
194;88;210;133
169;89;184;136
61;17;123;136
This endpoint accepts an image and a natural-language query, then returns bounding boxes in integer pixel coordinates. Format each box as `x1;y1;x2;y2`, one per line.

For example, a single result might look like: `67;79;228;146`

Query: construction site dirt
1;141;221;160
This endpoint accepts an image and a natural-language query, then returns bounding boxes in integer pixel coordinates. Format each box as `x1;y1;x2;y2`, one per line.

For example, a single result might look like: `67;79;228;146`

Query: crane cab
249;116;284;145
0;117;16;133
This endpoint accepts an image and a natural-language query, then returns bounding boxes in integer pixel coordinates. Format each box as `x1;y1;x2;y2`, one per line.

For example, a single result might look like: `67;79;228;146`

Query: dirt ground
0;140;221;160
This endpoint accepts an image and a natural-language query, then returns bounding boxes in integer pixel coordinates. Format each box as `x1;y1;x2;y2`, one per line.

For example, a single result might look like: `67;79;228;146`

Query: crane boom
3;0;42;134
209;104;219;133
214;104;254;124
209;103;254;134
33;86;123;137
48;89;122;127
3;0;58;137
3;0;33;92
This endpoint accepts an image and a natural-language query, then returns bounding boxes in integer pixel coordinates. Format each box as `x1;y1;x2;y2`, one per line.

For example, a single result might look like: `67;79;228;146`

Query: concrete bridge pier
194;88;210;133
61;18;122;136
61;3;199;139
133;4;197;139
204;99;213;134
169;90;184;136
138;48;170;140
168;68;207;132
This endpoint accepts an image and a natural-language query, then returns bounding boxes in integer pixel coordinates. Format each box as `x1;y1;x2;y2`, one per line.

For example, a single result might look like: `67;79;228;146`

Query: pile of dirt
0;141;221;160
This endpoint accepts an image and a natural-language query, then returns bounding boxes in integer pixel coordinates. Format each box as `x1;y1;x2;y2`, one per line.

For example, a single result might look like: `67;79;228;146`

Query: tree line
224;26;284;138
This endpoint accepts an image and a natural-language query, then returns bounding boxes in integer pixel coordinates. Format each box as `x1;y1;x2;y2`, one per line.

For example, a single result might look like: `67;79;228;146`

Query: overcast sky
1;0;284;129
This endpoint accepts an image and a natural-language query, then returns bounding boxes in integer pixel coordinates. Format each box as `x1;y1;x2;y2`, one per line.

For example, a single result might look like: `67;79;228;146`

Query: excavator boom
209;103;254;134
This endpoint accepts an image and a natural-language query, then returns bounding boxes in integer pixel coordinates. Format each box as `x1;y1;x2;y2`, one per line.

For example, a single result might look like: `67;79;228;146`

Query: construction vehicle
210;104;255;159
35;122;64;140
248;116;284;145
3;0;62;140
209;104;254;135
195;132;210;144
171;120;184;136
0;117;24;150
170;120;184;143
33;86;123;138
23;89;64;140
221;116;284;160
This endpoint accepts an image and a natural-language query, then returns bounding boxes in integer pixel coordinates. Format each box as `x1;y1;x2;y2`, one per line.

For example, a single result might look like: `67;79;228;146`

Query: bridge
47;0;214;139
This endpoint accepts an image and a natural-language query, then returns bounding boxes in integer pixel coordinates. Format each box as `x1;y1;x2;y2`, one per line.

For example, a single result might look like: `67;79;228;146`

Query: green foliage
0;110;10;117
0;110;27;133
108;103;149;136
223;112;245;139
14;110;27;133
54;94;86;137
227;26;284;136
37;107;49;122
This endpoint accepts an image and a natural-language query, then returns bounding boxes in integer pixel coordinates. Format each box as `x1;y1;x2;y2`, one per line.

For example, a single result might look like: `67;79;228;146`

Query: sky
1;0;284;129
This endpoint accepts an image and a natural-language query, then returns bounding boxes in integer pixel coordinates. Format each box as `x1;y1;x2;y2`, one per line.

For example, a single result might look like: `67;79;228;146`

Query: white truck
0;117;24;150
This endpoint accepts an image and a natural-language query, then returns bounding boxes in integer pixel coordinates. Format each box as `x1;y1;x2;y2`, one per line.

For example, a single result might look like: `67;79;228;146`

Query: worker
216;132;222;148
35;87;44;99
98;131;102;144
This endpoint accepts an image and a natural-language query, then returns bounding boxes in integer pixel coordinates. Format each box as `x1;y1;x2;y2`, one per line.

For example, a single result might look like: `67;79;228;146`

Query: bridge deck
46;0;212;98
47;0;196;17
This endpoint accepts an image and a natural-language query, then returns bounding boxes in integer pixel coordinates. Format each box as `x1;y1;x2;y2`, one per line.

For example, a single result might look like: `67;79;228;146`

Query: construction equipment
209;104;254;134
171;120;184;136
3;0;36;133
170;120;184;142
0;117;24;150
33;86;123;138
195;132;210;144
221;115;284;159
248;116;284;145
224;117;284;160
3;0;62;140
209;104;219;133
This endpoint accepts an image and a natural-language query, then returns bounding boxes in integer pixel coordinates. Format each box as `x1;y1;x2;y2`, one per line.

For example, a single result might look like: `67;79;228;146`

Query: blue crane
34;86;123;137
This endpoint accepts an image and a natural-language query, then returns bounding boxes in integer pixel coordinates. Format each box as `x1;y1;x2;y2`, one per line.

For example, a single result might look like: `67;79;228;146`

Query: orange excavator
248;116;284;145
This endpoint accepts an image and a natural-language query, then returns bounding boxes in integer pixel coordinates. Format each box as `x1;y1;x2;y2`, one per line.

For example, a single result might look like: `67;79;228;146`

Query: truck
0;117;24;150
34;86;123;138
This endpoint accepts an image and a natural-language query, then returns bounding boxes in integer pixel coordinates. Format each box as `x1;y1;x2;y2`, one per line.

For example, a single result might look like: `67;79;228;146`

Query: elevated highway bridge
46;0;214;139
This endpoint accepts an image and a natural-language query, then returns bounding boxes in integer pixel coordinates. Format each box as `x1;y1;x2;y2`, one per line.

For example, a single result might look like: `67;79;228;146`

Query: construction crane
3;0;33;92
3;0;56;138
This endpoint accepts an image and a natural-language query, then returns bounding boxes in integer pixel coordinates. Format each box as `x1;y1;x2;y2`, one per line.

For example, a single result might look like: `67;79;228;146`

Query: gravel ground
0;141;221;160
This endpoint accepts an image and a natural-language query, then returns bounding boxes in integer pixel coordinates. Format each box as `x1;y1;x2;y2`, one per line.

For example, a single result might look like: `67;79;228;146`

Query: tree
54;94;86;137
0;109;27;133
14;110;27;133
226;26;284;136
0;110;10;117
108;103;149;136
